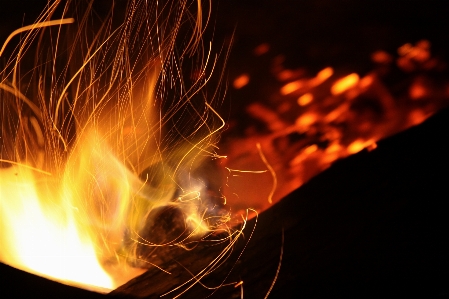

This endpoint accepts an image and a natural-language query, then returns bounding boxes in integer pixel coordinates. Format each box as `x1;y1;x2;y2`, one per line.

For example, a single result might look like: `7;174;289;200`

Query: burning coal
0;0;238;293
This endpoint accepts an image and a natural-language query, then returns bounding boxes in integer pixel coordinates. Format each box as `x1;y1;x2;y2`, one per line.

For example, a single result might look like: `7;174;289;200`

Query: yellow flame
0;166;114;291
0;0;229;293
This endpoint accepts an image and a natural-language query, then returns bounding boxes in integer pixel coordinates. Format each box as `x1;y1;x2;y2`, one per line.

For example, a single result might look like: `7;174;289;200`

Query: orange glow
360;75;374;89
409;109;429;125
366;142;378;151
409;83;427;99
371;50;393;64
347;139;376;154
413;48;430;62
397;57;414;72
416;40;430;50
347;140;366;154
295;112;317;129
316;67;334;82
309;67;334;87
324;103;350;122
398;43;413;56
281;80;304;95
411;40;431;62
233;74;250;89
221;37;448;216
298;93;314;106
254;43;270;56
304;144;318;155
278;70;296;81
326;143;343;153
331;73;360;95
397;40;431;71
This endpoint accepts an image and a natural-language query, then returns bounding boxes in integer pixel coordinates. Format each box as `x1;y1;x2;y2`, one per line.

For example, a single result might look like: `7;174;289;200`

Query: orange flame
0;0;229;293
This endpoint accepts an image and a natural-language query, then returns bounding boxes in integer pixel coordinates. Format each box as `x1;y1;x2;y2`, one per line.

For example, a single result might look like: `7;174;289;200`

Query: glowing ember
298;93;313;106
233;74;250;89
281;80;304;95
312;67;334;86
222;39;449;212
254;43;270;56
330;73;359;95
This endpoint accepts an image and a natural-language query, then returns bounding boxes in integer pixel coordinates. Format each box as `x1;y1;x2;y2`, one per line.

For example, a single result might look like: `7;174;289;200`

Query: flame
0;125;213;291
0;0;230;293
0;165;116;291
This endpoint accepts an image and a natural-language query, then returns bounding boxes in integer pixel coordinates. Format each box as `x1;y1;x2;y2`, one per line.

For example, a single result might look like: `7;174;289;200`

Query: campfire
0;0;237;294
1;0;449;298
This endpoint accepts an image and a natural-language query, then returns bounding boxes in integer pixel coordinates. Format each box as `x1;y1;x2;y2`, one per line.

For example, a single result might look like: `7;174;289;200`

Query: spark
256;143;277;204
263;228;284;299
0;18;75;57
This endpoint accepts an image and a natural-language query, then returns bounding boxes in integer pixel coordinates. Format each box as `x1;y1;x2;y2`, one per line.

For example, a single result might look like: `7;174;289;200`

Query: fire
225;39;449;212
1;0;231;293
0;165;117;290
